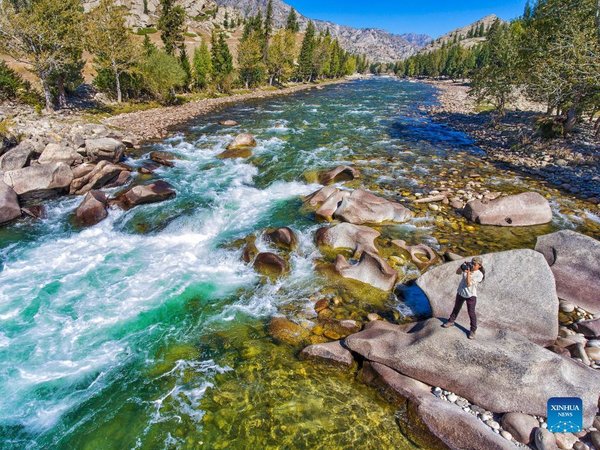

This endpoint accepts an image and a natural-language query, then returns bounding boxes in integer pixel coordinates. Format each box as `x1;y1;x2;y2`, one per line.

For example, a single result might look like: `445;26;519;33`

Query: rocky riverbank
423;79;600;205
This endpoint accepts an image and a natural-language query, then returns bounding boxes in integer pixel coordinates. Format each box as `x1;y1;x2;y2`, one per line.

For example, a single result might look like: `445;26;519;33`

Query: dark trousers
448;294;477;332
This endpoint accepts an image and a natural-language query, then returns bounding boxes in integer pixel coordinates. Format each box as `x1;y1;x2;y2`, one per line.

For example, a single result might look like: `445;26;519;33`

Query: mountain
213;0;430;62
419;14;502;53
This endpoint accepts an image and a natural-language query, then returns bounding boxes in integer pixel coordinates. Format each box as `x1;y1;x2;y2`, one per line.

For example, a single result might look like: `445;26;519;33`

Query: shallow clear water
1;78;599;449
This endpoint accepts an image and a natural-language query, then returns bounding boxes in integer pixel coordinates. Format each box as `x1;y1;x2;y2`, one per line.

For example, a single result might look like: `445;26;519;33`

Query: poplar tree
238;30;266;88
193;40;213;90
86;0;138;103
267;29;296;85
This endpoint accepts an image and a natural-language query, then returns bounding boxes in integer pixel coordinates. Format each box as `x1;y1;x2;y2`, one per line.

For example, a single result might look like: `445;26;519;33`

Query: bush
93;67;146;101
0;60;43;107
536;116;564;139
138;51;186;104
136;27;158;35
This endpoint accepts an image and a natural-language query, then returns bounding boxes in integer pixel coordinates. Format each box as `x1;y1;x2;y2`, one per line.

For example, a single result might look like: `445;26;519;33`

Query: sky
286;0;527;38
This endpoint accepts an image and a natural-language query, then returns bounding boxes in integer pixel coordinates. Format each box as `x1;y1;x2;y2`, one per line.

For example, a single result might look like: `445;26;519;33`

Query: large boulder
84;138;125;163
416;249;558;346
361;362;516;450
0;141;35;171
117;180;176;208
316;222;380;257
38;143;82;166
318;165;360;185
299;341;354;367
227;133;256;150
305;186;351;221
335;189;413;224
149;151;175;167
253;252;289;278
462;192;552;226
345;319;600;427
70;160;125;195
3;162;73;200
535;230;600;313
264;227;298;251
75;190;108;226
335;252;397;292
0;180;21;224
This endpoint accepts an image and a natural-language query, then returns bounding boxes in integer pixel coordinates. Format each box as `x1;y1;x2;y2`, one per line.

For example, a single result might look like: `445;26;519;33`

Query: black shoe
468;330;476;340
442;322;455;328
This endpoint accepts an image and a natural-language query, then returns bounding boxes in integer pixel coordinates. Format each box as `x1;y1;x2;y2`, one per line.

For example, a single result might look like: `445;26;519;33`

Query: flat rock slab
362;362;516;450
345;319;600;427
416;249;558;346
462;192;552;226
3;162;73;200
535;230;600;313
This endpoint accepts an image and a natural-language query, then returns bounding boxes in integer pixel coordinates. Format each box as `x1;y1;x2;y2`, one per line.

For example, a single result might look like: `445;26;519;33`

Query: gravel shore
103;79;350;141
423;79;600;204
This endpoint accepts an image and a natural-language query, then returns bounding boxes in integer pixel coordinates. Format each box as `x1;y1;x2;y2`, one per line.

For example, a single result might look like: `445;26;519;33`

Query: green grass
81;101;162;121
184;32;197;38
135;27;158;35
0;118;15;137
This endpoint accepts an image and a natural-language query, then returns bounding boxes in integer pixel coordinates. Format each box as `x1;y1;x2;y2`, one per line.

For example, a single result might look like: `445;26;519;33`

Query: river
1;78;599;449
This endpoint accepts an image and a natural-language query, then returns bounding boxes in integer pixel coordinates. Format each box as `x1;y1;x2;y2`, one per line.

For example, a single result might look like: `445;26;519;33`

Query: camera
461;262;474;272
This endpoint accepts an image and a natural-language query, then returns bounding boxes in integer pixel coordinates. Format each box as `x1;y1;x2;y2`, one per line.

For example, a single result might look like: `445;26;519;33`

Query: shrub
93;67;146;101
0;61;23;100
138;50;186;104
536;116;564;139
136;27;158;35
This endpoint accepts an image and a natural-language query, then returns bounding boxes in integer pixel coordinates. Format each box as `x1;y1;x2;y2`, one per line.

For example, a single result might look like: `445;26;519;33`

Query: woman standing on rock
442;256;484;339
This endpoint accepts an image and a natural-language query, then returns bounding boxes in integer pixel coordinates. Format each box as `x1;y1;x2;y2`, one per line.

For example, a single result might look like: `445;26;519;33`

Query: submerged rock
416;249;558;346
149;151;176;167
253;252;289;278
535;230;600;313
316;222;380;257
268;316;309;346
335;252;397;292
117;180;176;209
317;165;360;185
75;190;108;226
0;180;21;224
345;319;600;427
3;162;73;200
219;120;238;126
217;147;253;159
462;192;552;226
227;133;256;150
392;240;440;270
299;341;354;367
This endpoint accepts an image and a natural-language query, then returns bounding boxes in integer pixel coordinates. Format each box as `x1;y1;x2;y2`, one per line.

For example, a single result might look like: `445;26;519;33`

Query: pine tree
211;31;233;92
286;8;300;33
143;35;158;56
179;46;192;91
297;21;316;82
85;0;139;103
158;0;186;55
193;40;212;90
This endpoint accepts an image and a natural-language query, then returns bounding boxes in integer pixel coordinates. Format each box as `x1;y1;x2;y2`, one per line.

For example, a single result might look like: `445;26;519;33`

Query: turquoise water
1;78;599;449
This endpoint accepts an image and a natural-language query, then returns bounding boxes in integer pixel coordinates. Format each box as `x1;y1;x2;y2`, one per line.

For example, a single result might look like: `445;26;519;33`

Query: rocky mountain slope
419;14;502;53
214;0;430;62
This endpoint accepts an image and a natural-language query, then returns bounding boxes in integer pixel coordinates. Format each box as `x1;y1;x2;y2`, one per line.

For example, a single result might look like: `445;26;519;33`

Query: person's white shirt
458;270;483;298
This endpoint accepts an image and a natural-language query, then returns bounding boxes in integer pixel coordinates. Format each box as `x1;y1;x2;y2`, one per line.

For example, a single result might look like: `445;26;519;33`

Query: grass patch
81;100;162;121
135;27;158;35
0;118;15;137
184;32;197;38
475;101;495;113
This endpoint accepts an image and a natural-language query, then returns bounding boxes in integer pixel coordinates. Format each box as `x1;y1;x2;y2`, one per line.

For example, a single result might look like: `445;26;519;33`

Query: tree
263;0;274;62
297;21;316;82
193;40;212;90
179;46;192;91
267;29;296;85
470;21;522;116
522;0;600;133
211;31;233;92
286;8;300;33
158;0;186;56
86;0;139;103
139;50;186;103
238;30;266;88
0;0;84;110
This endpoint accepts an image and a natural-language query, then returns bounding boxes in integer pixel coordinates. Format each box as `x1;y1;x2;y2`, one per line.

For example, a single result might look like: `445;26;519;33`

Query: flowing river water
1;78;599;449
